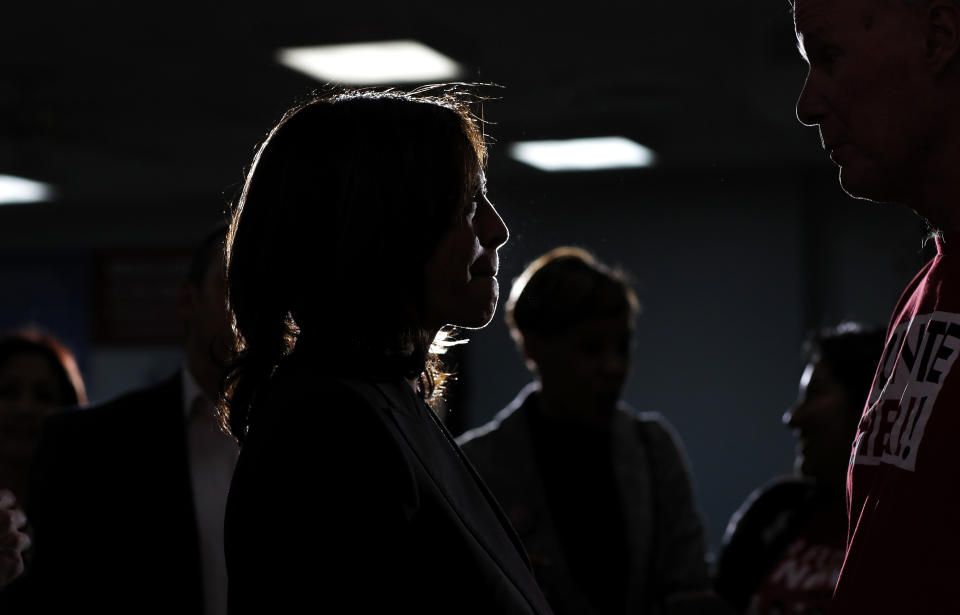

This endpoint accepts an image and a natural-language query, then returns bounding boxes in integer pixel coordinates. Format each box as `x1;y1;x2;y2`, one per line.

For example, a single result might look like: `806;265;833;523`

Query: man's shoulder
455;386;534;450
43;372;181;437
617;405;686;450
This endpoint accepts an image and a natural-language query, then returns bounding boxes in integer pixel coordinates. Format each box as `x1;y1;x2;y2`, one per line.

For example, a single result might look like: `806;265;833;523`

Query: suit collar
497;386;658;611
351;378;549;613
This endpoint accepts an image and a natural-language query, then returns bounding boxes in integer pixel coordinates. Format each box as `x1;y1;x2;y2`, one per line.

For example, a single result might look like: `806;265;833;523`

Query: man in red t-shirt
791;0;960;611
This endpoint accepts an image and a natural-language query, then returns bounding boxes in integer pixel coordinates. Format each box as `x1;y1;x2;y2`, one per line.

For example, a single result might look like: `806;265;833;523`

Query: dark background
0;0;934;552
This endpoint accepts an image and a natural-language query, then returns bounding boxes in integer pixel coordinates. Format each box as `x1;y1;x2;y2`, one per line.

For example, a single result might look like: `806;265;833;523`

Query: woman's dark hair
803;321;886;413
222;86;489;443
505;246;640;345
0;328;87;407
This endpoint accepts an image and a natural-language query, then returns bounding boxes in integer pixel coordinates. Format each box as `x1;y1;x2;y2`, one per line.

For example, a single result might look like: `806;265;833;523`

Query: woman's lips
470;260;498;277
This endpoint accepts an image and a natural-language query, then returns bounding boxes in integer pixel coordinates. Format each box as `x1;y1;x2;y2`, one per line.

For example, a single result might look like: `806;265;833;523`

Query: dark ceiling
0;0;817;248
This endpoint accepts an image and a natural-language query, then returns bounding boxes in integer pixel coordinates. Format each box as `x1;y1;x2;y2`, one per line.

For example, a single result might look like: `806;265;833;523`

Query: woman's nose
478;195;508;249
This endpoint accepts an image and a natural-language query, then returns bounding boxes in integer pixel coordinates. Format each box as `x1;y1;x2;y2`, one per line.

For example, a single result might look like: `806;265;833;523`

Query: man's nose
796;70;826;128
602;350;629;377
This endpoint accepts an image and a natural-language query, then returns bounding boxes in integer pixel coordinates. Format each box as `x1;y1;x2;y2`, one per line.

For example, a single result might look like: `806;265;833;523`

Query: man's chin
839;167;902;205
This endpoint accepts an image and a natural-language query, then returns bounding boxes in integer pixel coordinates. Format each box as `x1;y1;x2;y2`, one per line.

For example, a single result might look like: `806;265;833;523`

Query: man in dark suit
16;226;235;615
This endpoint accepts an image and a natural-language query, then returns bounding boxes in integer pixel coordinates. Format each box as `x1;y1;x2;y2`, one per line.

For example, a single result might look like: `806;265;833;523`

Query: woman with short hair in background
0;329;86;505
0;328;85;593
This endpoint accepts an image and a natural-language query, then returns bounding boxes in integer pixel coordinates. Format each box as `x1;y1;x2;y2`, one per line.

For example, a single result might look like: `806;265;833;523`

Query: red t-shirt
748;504;845;615
831;239;960;613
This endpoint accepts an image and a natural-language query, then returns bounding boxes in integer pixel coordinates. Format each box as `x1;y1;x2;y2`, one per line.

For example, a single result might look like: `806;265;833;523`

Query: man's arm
642;417;735;614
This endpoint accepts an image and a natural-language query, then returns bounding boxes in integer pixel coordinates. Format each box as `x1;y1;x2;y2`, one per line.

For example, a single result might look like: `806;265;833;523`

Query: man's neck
535;384;614;428
910;118;960;234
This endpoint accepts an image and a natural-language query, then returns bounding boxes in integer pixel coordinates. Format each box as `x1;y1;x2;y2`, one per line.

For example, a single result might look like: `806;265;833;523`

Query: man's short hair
505;246;640;345
790;0;947;12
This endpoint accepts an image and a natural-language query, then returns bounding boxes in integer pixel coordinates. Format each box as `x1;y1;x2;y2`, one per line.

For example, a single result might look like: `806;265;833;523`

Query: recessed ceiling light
277;40;463;86
508;137;657;172
0;174;55;205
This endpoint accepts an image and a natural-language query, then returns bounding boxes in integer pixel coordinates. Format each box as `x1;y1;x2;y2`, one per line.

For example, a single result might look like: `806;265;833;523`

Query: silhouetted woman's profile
714;323;885;614
219;88;554;614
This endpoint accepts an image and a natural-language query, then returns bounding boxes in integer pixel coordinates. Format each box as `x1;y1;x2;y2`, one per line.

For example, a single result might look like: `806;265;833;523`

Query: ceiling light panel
277;40;463;85
0;175;55;205
508;137;657;172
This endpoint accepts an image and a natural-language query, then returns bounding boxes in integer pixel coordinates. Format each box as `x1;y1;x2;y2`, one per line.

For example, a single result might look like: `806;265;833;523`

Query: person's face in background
526;314;633;424
794;0;935;205
783;359;859;486
0;352;68;499
180;251;232;399
423;180;509;331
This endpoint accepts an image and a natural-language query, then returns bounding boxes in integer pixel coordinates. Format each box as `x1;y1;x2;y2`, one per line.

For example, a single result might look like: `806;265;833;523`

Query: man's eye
814;46;842;67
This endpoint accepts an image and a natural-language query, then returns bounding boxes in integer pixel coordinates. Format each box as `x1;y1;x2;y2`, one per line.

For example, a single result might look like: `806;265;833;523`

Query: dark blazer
457;385;711;615
10;373;204;614
224;354;554;614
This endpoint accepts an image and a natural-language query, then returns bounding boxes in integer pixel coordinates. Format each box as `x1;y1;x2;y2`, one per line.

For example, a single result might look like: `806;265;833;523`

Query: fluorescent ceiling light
0;174;55;205
509;137;657;172
277;40;463;85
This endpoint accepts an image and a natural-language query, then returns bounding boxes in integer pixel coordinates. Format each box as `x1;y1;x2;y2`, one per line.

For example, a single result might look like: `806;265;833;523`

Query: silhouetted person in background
220;87;552;614
19;225;235;615
457;247;720;615
714;323;884;614
0;329;85;595
0;330;87;505
793;0;960;609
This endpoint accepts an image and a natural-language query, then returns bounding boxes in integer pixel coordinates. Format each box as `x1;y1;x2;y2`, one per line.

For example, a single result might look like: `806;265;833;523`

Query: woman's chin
426;281;501;330
454;288;500;329
455;306;497;330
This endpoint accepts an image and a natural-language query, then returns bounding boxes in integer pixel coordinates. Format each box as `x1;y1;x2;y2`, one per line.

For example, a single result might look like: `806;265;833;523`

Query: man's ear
926;1;960;73
521;332;547;370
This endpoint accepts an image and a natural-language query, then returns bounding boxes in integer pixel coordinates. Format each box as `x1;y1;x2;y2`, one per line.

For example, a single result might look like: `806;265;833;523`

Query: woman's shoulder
270;350;414;406
722;476;818;545
736;476;818;512
714;476;820;608
238;370;418;491
241;359;407;456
